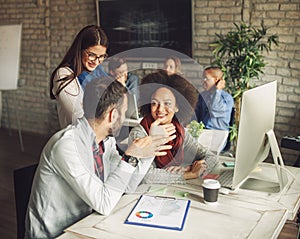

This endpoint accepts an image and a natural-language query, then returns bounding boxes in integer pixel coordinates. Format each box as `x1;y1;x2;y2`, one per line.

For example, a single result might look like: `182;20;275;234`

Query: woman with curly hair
129;70;219;181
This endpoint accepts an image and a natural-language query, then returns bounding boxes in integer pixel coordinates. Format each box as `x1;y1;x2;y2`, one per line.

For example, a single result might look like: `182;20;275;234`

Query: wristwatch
123;154;138;167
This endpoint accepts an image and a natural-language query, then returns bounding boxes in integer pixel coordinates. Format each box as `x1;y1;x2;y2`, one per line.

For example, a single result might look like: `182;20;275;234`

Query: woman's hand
183;160;207;180
149;119;176;137
165;165;187;173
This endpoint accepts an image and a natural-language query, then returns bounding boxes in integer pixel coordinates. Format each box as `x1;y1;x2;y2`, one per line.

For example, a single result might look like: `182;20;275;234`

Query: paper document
125;195;190;231
198;129;228;154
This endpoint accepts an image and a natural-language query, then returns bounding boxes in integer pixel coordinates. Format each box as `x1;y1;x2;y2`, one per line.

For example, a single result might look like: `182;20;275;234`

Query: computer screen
96;0;192;57
126;93;139;120
231;80;287;193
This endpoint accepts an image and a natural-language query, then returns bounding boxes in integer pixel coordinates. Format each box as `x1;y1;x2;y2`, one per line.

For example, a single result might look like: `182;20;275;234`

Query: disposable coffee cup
202;179;221;204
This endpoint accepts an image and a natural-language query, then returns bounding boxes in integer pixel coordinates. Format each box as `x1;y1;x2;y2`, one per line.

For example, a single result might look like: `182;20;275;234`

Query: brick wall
0;0;96;134
0;0;299;165
193;0;300;164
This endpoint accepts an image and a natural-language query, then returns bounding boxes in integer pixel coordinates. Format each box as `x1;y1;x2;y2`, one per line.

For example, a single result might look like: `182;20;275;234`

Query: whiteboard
0;24;22;90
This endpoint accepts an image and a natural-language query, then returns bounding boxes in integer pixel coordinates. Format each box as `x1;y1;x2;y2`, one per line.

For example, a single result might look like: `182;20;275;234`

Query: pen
154;196;176;200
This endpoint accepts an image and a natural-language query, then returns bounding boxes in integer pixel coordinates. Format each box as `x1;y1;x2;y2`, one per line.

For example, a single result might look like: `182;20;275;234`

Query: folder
124;194;190;231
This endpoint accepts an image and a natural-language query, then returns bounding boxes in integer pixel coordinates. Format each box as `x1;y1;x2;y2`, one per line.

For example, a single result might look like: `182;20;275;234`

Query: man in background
194;66;234;131
108;57;140;102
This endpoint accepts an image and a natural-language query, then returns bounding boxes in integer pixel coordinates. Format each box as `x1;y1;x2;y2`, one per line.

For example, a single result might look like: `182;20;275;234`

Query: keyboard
217;170;234;189
204;154;219;173
281;136;300;151
142;168;185;184
142;154;219;185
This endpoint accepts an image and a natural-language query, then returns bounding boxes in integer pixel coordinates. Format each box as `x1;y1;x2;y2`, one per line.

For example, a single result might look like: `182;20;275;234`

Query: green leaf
209;21;279;102
187;120;205;138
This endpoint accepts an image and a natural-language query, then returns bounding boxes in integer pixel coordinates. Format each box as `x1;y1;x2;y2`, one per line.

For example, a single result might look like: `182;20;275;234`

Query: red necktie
93;141;104;181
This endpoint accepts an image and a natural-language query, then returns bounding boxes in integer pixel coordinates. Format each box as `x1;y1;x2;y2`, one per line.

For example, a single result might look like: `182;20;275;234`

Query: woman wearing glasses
50;25;109;128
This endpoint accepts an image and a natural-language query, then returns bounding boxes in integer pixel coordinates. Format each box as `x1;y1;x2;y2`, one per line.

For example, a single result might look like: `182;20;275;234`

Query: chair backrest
13;163;38;239
222;107;235;152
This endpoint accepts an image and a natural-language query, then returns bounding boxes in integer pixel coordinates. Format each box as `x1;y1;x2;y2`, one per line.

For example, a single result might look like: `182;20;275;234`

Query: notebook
125;194;190;231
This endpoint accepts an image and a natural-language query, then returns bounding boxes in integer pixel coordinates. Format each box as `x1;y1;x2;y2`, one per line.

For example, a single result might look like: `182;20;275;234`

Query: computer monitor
125;93;139;120
231;80;288;193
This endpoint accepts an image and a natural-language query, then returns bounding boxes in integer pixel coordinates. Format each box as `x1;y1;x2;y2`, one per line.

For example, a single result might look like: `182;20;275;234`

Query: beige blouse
52;67;84;128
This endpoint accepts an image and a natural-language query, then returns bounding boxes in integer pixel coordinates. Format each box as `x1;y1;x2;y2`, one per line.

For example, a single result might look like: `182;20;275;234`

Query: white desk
60;197;286;239
57;165;300;239
213;160;300;220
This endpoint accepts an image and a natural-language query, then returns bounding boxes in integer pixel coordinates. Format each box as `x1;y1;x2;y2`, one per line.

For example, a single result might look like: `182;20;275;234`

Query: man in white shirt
25;77;175;239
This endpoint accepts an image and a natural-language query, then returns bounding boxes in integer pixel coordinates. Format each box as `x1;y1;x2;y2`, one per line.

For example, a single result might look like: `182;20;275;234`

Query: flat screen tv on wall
97;0;192;57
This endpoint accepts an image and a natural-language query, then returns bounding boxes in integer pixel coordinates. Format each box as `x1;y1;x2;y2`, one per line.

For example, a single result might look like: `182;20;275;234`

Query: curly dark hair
139;70;198;126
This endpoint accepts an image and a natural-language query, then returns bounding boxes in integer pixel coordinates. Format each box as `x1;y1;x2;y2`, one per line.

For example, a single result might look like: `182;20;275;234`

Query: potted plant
188;120;205;138
209;22;279;148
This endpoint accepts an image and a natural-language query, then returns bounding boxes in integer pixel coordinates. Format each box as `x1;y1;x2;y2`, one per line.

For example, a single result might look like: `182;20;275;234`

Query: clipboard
124;194;190;231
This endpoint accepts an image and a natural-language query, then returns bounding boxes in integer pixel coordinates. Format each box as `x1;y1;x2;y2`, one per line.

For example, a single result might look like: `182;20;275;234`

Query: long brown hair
164;56;182;74
50;25;109;99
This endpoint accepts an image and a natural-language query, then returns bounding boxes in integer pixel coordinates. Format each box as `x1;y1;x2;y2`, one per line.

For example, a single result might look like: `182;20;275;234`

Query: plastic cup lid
202;179;221;189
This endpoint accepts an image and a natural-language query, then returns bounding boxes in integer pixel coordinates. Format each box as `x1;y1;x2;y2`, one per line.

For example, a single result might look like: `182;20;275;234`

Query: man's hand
215;78;226;90
125;134;176;158
114;73;127;86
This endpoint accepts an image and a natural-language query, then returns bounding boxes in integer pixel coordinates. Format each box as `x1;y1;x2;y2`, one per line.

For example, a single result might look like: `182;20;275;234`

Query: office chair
221;107;235;154
296;210;300;239
13;163;38;239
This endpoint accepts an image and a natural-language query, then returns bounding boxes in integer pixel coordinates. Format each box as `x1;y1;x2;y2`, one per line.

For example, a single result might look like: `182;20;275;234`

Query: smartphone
222;161;235;167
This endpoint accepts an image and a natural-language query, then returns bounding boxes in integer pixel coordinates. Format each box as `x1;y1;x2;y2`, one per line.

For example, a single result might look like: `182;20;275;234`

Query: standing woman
50;25;109;128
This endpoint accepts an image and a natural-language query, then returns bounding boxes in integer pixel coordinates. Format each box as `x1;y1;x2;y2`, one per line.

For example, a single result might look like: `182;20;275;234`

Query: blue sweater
194;89;234;131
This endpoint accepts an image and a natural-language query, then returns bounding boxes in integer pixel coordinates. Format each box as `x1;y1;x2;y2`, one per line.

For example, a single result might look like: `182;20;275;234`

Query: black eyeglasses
85;51;108;62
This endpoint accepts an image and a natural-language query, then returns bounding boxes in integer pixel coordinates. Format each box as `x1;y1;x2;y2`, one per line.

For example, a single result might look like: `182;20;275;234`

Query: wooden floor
0;128;299;239
0;128;49;239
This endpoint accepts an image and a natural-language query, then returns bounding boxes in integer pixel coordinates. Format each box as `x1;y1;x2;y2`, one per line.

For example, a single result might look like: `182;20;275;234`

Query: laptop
126;93;139;120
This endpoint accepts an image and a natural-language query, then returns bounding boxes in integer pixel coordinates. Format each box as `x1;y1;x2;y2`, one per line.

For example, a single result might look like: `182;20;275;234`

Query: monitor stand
239;129;289;194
